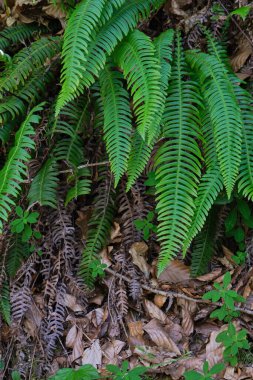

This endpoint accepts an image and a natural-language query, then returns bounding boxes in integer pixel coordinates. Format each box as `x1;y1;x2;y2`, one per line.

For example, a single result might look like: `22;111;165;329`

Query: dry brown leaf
42;3;66;20
134;345;178;364
129;242;150;278
110;222;121;242
164;0;192;17
71;328;83;363
89;294;104;306
102;340;125;365
197;268;222;282
144;299;168;323
82;339;102;367
158;259;190;284
231;40;253;72
66;325;77;348
178;298;197;336
64;293;83;312
154;294;167;308
86;307;108;327
205;328;225;368
100;246;113;267
167;358;204;380
143;319;181;355
128;321;144;337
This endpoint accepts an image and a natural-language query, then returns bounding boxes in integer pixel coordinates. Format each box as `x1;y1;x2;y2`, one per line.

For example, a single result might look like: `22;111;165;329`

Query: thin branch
58;160;110;174
105;267;253;317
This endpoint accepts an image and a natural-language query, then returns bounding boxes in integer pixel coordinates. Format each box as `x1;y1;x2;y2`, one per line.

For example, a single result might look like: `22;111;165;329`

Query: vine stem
105;267;253;316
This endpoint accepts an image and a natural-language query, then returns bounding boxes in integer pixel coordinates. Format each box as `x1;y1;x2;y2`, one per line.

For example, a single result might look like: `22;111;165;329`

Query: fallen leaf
102;339;125;365
64;293;83;312
205;327;225;368
144;299;168;324
231;40;253;72
82;339;102;367
178;298;197;336
197;268;222;282
129;242;150;278
143;319;181;355
154;294;167;308
128;321;144;337
66;325;77;348
158;260;190;284
71;328;83;363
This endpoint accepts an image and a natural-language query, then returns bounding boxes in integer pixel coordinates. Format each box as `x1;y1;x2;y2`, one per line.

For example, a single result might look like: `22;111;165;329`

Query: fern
0;281;11;325
191;206;219;277
99;63;132;186
186;50;243;198
57;0;165;112
28;158;59;208
7;235;30;278
79;172;115;287
115;29;161;141
0;69;53;124
56;0;107;113
0;23;46;51
65;168;91;205
126;29;174;190
0;37;61;98
0;104;44;233
155;33;202;274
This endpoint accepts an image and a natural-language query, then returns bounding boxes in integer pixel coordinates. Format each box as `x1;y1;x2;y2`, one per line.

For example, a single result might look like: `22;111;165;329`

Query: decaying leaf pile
0;0;253;379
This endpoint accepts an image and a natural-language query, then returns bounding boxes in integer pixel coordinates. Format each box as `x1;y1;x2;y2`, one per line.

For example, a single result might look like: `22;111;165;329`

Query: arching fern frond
7;235;30;278
99;63;132;186
155;33;202;274
65;168;91;206
0;23;46;51
0;69;53;124
0;37;61;98
115;29;161;141
182;167;223;255
28;158;59;208
186;50;242;198
56;0;107;113
79;172;116;287
191;206;220;277
0;281;11;325
74;0;164;94
126;29;174;190
0;103;44;233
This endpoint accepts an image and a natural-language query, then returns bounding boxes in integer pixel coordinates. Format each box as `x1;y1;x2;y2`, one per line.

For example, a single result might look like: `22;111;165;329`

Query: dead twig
105;267;253;316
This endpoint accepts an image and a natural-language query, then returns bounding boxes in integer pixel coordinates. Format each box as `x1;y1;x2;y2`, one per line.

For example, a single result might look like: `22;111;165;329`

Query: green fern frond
203;27;230;68
191;206;219;277
99;63;132;186
56;0;107;113
183;167;223;254
0;281;11;325
0;122;14;144
0;69;53;124
28;158;59;208
126;130;154;191
7;235;30;278
115;29;161;141
235;87;253;200
79;172;115;287
155;33;202;274
74;0;164;94
186;50;242;198
0;103;44;233
54;137;84;168
0;37;61;98
0;23;46;51
126;29;174;190
65;168;91;205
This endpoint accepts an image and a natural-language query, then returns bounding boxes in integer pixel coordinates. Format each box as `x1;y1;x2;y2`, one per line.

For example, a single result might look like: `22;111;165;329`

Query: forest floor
0;0;253;379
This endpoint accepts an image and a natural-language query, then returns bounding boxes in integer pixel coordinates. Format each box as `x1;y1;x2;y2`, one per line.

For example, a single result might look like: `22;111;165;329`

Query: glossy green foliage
184;362;225;380
0;104;43;233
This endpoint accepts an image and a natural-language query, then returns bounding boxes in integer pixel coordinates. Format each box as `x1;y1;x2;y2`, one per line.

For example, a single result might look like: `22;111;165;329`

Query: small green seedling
184;361;225;380
89;259;107;279
49;364;99;380
202;272;245;321
232;251;247;265
134;211;157;241
216;323;249;366
106;361;147;380
11;206;41;242
230;5;251;20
